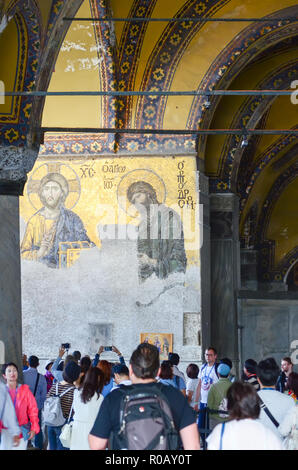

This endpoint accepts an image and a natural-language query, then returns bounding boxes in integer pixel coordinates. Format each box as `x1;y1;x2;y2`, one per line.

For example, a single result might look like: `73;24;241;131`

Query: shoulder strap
258;396;279;428
0;390;7;422
33;373;40;396
59;386;75;398
174;375;179;387
219;422;225;450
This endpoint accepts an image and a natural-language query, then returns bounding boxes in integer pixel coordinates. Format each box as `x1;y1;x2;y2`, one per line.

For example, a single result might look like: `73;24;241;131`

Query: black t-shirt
90;382;196;440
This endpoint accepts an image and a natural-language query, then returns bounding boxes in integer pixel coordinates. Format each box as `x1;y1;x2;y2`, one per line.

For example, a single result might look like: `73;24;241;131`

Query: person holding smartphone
91;345;125;368
92;346;126;397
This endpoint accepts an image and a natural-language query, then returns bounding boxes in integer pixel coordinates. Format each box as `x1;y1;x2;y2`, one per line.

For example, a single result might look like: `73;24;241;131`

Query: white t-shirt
257;389;295;438
198;363;219;404
186;378;199;408
207;419;283;450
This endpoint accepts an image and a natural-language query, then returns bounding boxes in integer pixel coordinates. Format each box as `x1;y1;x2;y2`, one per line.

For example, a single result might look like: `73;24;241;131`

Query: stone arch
212;61;298;195
134;0;231;129
186;5;298;162
255;162;298;282
0;0;42;148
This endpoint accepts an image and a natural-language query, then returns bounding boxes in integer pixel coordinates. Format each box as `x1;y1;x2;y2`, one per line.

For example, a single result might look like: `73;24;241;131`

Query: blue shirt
23;367;47;410
51;356;64;383
158;377;186;390
102;378;114;397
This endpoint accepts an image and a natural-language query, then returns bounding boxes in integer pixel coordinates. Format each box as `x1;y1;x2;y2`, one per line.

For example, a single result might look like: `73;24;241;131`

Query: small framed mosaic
140;333;173;361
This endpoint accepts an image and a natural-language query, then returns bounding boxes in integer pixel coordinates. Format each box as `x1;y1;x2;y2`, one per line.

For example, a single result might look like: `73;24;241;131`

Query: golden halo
27;163;81;211
117;168;167;217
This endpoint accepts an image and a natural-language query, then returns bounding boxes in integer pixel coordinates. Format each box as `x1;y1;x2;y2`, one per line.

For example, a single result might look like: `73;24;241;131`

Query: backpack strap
0;389;7;423
258;396;279;428
174;375;179;388
59;386;75;398
33;373;40;396
219;422;225;450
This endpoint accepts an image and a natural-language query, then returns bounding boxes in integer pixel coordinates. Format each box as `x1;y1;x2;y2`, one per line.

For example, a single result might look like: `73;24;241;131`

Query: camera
61;343;71;350
104;346;112;351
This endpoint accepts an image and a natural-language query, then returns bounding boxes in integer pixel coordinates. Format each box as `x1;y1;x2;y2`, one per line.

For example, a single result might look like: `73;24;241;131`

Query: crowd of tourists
0;343;297;451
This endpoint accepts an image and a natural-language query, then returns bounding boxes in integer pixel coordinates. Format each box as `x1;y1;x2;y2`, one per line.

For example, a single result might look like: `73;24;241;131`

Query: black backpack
111;384;179;450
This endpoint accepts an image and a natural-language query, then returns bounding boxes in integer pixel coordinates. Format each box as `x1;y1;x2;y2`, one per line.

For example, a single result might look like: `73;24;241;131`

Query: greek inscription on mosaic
177;161;195;209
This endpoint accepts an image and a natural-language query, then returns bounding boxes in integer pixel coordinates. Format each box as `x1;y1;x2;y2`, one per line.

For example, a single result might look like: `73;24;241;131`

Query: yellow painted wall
160;0;298;130
266;177;298;265
254;97;297;157
110;0;134;46
205;49;298;175
37;0;53;33
42;1;102;128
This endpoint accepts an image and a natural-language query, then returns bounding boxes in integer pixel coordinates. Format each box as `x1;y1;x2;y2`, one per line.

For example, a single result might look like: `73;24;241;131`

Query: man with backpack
88;343;200;450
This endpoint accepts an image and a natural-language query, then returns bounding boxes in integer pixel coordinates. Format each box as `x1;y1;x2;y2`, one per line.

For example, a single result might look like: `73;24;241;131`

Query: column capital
0;145;39;195
196;171;209;196
210;192;239;212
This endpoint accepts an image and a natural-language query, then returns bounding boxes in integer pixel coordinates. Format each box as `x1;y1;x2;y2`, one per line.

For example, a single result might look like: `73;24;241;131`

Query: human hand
138;254;157;268
28;430;35;441
112;346;121;356
12;435;21;447
98;346;104;355
36;243;50;259
59;346;65;358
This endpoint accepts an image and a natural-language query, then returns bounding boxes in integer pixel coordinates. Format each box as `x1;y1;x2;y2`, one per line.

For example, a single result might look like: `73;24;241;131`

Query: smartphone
104;346;113;351
61;343;71;350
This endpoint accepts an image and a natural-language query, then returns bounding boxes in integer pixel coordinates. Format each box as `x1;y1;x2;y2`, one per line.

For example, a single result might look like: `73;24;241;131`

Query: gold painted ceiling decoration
0;0;297;283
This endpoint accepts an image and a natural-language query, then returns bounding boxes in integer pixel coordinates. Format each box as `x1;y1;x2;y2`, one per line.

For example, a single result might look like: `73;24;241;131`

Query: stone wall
238;295;298;370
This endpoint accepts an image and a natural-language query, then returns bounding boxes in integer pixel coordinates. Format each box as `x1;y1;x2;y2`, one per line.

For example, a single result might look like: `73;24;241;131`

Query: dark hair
2;362;18;375
77;356;92;386
227;381;260;420
206;347;217;355
282;357;293;365
186;363;199;379
220;357;233;369
80;367;104;404
56;354;75;372
168;353;180;366
80;356;91;374
130;343;160;379
256;357;280;386
28;355;39;368
159;360;173;380
113;364;129;376
244;359;257;374
287;372;298;397
62;361;81;384
72;351;81;363
97;360;112;385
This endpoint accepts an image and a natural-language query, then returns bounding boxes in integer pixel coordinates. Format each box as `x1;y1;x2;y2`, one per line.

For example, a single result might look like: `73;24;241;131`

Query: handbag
59;401;74;448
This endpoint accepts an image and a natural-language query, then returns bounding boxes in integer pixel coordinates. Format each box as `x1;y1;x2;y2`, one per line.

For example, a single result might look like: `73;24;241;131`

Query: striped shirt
245;374;260;391
46;383;75;419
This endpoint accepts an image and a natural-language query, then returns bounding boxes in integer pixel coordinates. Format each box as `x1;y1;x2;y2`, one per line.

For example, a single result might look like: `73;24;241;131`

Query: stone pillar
0;196;22;372
0;145;39;373
240;249;258;290
210;193;240;367
197;172;211;358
